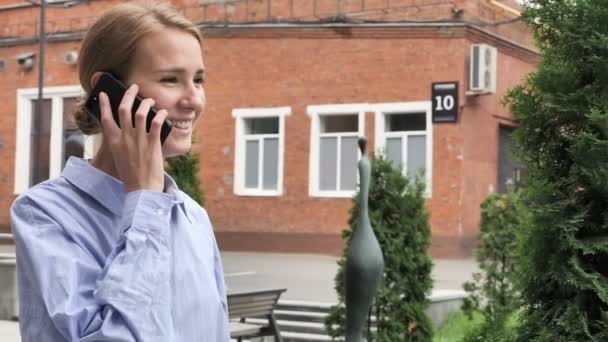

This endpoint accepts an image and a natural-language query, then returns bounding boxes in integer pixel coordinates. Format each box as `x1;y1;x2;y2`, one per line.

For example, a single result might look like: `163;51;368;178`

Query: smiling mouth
172;119;192;130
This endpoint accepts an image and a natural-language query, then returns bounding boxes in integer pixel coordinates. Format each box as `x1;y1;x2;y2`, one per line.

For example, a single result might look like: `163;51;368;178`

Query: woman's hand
98;84;168;192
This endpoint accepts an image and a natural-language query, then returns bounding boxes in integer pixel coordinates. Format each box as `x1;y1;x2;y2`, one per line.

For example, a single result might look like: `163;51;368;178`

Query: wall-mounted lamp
15;52;35;71
64;50;78;66
451;7;464;19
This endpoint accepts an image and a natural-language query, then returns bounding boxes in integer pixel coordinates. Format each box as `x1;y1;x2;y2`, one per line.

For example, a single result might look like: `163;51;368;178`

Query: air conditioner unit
468;44;497;94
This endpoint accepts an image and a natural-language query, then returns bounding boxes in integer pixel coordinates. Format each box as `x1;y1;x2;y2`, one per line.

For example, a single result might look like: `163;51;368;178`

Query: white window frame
372;101;433;197
232;106;291;197
307;103;367;198
14;85;97;194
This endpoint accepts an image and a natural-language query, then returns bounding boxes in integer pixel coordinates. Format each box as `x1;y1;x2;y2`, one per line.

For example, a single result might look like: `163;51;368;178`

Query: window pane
245;140;259;188
321;115;358;133
386;113;426;132
63;97;79;130
30;99;52;186
319;137;337;190
407;136;426;179
245;117;279;134
340;137;358;191
63;97;84;167
262;138;279;190
386;137;402;168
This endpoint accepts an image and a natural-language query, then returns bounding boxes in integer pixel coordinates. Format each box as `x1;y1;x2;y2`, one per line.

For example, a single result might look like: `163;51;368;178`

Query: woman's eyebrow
153;68;205;74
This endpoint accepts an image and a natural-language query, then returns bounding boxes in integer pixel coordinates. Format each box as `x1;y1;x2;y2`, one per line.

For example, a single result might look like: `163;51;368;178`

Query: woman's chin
162;139;192;158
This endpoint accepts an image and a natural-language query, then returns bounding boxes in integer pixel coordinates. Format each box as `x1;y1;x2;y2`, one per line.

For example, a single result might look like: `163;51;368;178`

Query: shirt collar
62;157;191;223
163;170;193;223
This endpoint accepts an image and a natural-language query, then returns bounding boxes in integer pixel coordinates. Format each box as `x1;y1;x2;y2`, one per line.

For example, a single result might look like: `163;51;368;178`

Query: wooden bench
227;288;286;342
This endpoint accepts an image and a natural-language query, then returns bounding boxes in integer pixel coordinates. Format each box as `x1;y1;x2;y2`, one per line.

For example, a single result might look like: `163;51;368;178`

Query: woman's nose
180;84;205;111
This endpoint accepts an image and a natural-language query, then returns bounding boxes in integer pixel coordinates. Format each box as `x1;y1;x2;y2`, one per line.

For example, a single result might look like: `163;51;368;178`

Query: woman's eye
161;77;178;83
194;77;205;85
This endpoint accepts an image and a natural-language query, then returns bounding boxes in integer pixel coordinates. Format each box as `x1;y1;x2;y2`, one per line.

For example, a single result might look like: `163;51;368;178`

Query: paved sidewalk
0;249;478;341
222;252;477;302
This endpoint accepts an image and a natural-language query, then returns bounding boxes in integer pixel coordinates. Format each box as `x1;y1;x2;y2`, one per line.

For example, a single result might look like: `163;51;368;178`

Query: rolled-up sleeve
11;190;175;342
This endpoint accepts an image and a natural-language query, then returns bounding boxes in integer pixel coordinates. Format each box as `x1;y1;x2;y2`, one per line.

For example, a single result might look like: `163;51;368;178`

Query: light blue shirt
10;157;230;341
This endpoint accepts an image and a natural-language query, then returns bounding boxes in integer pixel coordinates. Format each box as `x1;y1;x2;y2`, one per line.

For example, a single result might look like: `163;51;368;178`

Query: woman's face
126;28;205;157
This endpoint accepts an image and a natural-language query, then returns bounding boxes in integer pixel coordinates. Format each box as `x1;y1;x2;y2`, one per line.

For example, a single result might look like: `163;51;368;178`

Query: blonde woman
10;2;229;341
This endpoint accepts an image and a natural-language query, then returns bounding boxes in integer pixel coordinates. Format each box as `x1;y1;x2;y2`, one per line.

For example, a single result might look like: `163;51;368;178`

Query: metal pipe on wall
34;0;46;184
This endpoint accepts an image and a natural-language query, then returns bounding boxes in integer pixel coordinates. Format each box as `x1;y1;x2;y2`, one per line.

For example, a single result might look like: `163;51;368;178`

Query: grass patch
433;310;483;342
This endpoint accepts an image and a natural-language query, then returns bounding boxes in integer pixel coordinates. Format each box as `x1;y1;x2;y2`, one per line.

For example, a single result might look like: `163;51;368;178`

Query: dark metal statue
344;137;385;342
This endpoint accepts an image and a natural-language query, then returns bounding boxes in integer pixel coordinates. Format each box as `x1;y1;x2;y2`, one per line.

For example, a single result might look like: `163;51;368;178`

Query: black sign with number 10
432;81;459;123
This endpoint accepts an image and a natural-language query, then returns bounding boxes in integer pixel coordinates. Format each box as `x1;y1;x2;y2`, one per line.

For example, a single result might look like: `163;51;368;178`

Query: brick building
0;0;537;257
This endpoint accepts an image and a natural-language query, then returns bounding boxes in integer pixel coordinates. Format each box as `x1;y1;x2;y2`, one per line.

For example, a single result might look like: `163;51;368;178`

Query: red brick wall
0;0;537;256
0;0;533;48
198;27;536;257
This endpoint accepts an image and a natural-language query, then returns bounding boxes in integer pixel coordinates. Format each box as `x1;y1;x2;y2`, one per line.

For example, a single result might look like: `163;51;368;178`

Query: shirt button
155;208;165;215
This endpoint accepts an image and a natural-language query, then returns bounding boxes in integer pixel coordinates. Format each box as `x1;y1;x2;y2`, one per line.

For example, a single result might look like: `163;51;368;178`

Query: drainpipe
35;0;46;183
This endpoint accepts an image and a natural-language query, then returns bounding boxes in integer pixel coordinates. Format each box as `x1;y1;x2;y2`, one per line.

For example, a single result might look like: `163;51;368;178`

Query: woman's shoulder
180;191;208;213
179;191;211;222
13;177;71;205
12;176;86;222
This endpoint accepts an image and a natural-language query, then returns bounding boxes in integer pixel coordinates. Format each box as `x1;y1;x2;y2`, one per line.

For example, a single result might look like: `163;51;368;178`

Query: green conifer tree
461;191;526;342
325;155;433;341
505;0;608;339
165;150;204;205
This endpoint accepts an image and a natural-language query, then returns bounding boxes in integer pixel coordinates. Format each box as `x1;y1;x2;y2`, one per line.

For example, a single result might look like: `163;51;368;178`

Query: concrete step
282;331;334;342
269;289;467;341
276;300;333;314
278;320;326;335
274;310;327;323
0;320;20;342
247;318;326;335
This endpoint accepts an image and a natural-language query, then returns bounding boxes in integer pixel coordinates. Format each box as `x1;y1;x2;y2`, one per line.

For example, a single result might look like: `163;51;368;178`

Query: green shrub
434;310;483;342
460;309;519;342
165;150;204;205
325;155;433;341
461;191;526;342
504;0;608;339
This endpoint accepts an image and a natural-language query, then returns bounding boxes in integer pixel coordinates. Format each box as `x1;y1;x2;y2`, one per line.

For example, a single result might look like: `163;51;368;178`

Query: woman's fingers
98;84;165;192
117;84;139;130
134;98;155;144
149;109;168;145
98;92;120;139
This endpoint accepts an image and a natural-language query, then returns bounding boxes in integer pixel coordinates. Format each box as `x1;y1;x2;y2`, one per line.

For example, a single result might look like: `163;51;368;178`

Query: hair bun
73;100;101;135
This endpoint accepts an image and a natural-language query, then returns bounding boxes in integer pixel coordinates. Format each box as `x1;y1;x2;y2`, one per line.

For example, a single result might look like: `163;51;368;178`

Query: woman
10;2;229;341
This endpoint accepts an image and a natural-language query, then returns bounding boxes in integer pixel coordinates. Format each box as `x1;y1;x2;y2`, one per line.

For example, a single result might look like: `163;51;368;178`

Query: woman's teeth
173;120;192;130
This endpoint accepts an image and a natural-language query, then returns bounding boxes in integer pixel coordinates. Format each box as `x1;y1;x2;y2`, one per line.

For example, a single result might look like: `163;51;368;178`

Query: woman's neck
89;139;167;192
90;143;120;182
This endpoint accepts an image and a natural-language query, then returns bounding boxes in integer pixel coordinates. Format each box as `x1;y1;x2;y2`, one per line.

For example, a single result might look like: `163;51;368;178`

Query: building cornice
0;21;539;63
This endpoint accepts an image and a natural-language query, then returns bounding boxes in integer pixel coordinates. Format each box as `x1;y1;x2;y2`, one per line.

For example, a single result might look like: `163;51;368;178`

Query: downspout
35;0;46;183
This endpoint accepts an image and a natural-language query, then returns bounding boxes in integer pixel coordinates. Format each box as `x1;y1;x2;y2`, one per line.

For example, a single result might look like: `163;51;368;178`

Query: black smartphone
85;72;173;145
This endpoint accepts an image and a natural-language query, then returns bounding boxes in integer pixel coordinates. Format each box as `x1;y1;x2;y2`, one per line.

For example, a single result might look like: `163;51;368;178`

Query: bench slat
226;288;286;342
229;301;276;311
227;293;281;304
229;307;276;319
229;322;262;338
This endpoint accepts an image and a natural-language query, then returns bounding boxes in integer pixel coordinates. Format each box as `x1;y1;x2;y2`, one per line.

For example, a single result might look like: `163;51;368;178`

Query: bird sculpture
344;137;385;342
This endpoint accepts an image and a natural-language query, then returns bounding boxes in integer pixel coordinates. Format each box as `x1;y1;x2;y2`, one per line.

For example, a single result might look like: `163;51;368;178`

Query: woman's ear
90;72;104;90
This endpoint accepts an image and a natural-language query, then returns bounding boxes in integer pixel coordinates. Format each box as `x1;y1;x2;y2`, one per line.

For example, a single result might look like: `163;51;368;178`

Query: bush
460;309;519;342
325;155;433;341
434;310;483;342
504;0;608;339
165;150;204;205
461;191;526;342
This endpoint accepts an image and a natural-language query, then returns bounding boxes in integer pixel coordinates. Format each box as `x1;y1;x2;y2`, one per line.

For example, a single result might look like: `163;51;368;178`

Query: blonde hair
74;2;202;135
